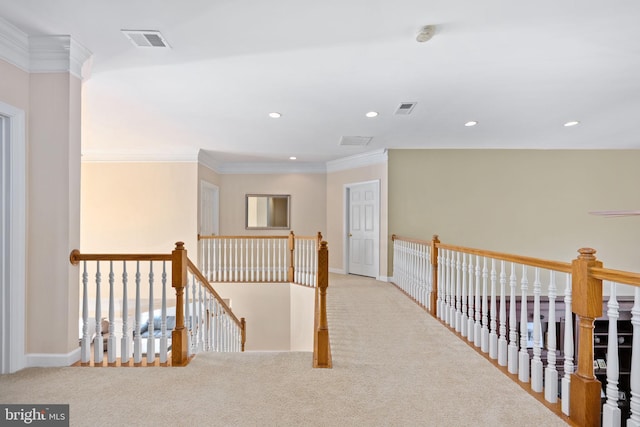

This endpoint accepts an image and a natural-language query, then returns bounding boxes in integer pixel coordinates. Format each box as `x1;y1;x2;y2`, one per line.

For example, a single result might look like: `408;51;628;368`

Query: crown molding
213;161;327;175
0;17;29;71
81;150;199;163
82;149;387;173
0;18;93;80
326;149;388;173
29;35;92;80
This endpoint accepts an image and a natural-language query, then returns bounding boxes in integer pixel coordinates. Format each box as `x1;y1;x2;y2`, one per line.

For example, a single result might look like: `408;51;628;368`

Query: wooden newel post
288;231;295;283
172;241;189;366
570;248;603;426
315;240;331;368
430;235;440;317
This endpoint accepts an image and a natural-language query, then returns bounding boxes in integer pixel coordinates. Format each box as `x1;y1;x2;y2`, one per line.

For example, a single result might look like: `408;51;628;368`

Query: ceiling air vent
395;102;417;115
339;136;372;146
122;30;170;48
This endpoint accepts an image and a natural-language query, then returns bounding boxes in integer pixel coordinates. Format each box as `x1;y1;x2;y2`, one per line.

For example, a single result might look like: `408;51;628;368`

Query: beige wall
326;163;388;277
0;65;83;356
0;60;29;109
214;283;314;351
218;173;326;236
388;149;640;273
81;162;198;254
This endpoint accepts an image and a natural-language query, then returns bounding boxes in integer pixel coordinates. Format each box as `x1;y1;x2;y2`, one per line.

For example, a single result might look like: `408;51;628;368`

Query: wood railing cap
577;247;597;260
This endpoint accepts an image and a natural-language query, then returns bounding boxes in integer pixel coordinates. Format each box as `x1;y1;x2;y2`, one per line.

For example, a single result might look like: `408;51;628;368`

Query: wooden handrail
392;234;640;427
589;266;640;287
436;243;572;273
69;250;172;264
186;258;243;328
198;234;289;240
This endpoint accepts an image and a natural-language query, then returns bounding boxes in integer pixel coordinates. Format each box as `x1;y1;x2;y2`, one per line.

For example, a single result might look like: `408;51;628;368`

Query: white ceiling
1;1;639;168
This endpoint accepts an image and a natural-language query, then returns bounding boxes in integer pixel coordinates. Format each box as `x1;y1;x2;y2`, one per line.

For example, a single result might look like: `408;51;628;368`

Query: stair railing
392;234;640;427
70;242;245;367
198;231;323;287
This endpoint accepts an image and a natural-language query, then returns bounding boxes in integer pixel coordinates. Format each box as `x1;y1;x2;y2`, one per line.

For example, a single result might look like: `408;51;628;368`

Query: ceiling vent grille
122;30;170;48
395;102;417;115
339;136;372;146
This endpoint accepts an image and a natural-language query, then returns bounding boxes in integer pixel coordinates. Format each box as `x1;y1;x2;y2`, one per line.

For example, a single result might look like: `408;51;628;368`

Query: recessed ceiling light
464;121;478;127
289;156;297;160
564;121;579;127
269;112;281;118
366;111;378;118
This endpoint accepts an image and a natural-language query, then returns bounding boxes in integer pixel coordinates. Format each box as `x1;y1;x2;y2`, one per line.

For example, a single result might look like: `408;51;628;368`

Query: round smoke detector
416;25;436;43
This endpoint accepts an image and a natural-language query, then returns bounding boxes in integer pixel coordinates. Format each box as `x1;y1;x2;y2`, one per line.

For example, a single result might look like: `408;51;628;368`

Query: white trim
216;162;326;174
82;151;199;163
0;101;26;374
378;276;392;283
26;348;81;368
329;267;346;275
0;17;29;72
326;149;388;173
29;35;93;80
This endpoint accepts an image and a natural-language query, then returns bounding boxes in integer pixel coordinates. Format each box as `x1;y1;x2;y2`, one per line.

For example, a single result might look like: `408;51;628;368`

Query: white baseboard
378;276;392;282
26;348;80;368
329;267;346;275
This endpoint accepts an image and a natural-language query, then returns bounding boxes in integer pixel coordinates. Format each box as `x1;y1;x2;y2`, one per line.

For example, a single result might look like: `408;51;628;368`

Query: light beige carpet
0;274;568;426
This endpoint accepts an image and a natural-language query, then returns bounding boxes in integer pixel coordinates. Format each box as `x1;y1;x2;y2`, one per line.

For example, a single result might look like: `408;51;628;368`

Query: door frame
343;179;380;279
0;101;26;374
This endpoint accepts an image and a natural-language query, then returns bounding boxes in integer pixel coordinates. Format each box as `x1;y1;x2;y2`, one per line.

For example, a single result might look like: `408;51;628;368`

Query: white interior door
347;181;379;278
200;181;219;236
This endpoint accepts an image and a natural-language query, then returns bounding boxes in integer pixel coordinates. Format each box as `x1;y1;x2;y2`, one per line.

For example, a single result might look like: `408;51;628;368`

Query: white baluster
603;282;621;426
191;276;197;355
498;260;508;366
249;239;254;282
628;287;640;427
531;268;543;392
121;262;130;364
437;249;443;320
508;262;519;375
133;261;142;364
147;262;155;364
461;253;468;337
446;250;452;325
519;265;530;383
545;271;558;403
216;238;222;282
160;261;168;364
94;262;103;364
474;255;482;347
561;273;574;416
489;259;498;359
426;245;433;312
467;255;475;343
185;276;191;356
198;281;204;352
455;252;462;332
107;261;116;364
481;257;489;353
81;261;90;364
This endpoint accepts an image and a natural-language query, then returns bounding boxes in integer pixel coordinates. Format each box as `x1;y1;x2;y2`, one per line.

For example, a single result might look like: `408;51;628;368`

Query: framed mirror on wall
245;194;290;230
